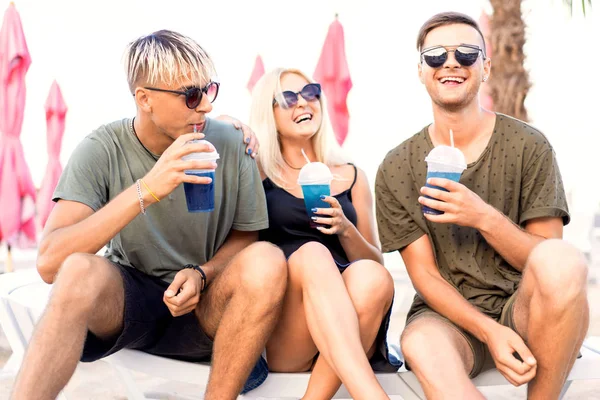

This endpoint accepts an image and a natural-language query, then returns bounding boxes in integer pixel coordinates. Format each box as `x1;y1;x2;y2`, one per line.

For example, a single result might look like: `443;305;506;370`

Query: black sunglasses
143;81;220;109
420;44;485;68
273;83;321;109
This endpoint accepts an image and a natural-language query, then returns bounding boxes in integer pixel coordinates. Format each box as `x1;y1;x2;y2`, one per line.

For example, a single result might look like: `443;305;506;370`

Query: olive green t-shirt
375;113;569;319
53;118;268;282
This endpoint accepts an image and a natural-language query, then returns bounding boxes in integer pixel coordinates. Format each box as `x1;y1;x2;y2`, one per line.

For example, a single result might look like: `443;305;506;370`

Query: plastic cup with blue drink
422;143;467;215
297;161;333;228
181;137;219;213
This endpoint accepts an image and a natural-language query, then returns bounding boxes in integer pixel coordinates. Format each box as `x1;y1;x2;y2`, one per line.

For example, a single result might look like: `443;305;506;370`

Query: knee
400;325;431;367
289;242;331;268
52;253;106;309
237;242;287;301
288;242;338;280
527;239;588;302
345;260;394;317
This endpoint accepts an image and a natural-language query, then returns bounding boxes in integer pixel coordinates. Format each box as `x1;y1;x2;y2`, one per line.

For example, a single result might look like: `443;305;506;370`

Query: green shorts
404;293;518;378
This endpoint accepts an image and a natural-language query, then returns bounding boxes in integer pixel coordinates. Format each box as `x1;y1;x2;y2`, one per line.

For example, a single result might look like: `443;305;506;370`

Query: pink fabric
247;55;265;94
37;81;67;228
313;18;353;146
0;3;36;246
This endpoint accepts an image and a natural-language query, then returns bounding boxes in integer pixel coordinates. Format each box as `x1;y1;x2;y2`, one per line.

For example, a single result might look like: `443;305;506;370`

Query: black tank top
260;164;358;265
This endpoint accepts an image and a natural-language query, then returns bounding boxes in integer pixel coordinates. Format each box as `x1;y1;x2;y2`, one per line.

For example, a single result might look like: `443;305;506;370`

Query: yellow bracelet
140;179;160;202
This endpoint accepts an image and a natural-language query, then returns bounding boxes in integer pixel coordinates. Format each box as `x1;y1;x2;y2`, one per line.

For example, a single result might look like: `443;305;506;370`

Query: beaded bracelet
135;179;146;215
184;264;207;293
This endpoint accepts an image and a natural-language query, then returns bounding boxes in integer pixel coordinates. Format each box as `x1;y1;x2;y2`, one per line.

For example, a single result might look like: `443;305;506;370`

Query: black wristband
183;264;207;293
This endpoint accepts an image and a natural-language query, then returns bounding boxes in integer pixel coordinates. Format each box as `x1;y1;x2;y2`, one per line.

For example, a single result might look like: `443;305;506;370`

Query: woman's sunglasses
143;81;220;109
420;45;484;68
273;83;321;109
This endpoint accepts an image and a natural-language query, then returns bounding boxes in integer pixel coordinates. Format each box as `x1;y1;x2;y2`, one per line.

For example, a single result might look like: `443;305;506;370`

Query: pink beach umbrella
247;55;265;94
37;81;67;229
314;16;353;146
0;2;36;249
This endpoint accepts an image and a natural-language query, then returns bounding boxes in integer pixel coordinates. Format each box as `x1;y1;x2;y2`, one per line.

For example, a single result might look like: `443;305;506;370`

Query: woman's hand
215;114;259;158
311;195;352;237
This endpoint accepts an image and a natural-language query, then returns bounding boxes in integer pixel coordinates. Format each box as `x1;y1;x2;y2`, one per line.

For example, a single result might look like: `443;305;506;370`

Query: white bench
1;269;598;399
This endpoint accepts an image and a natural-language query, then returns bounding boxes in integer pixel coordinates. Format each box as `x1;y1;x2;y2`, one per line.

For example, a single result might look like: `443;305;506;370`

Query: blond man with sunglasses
12;30;288;400
375;12;589;400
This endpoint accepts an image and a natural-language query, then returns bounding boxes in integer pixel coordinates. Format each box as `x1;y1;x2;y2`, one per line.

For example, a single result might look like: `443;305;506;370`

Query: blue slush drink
184;171;215;212
422;145;467;215
182;139;219;213
301;184;331;228
422;171;463;215
297;162;333;228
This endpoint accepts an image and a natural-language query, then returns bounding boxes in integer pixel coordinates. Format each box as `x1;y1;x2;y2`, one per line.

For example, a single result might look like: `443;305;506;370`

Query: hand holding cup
141;132;217;203
421;144;467;215
311;195;352;236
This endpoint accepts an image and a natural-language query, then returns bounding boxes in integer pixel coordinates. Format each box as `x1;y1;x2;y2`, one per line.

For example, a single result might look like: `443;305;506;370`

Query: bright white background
3;0;599;253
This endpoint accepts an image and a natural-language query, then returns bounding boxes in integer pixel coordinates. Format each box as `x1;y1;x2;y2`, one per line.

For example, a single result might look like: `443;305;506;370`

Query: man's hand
418;178;491;229
163;268;203;317
215;115;259;158
142;132;217;202
484;323;537;386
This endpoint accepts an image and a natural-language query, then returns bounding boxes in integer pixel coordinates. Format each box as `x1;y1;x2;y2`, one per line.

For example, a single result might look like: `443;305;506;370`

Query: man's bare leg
12;254;125;400
511;239;589;399
196;242;287;400
401;316;485;400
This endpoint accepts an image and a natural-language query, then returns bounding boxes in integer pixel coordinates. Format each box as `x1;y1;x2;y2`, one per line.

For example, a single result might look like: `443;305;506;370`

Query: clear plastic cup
297;162;333;228
182;139;219;212
423;145;467;215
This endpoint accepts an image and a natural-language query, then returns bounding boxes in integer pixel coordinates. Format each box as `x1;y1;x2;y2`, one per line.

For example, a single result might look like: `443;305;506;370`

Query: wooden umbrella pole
5;244;14;273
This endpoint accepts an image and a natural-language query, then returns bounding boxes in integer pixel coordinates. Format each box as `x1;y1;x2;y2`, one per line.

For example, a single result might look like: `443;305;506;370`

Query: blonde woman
249;68;400;400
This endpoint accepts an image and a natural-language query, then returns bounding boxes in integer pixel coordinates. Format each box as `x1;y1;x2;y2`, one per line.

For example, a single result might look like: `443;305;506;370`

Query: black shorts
81;262;213;363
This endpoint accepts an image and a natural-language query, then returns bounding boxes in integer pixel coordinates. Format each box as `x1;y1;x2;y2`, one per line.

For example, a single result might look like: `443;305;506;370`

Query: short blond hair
249;68;350;188
124;30;216;93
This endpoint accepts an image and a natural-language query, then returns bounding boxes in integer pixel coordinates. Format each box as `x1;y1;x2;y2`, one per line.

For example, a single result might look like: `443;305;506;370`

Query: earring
483;76;488;82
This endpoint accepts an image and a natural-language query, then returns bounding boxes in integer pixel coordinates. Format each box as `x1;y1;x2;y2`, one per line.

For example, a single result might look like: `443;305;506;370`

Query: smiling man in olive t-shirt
375;12;589;400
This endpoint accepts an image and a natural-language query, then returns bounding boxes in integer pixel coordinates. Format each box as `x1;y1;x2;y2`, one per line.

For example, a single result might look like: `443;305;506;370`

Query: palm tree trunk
488;0;530;121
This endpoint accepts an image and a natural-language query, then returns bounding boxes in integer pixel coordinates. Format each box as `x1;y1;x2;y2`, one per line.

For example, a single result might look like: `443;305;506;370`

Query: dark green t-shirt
53;117;268;282
375;113;569;319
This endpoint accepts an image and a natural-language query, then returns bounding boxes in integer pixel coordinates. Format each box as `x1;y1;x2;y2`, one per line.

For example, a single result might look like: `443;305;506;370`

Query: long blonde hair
249;67;350;188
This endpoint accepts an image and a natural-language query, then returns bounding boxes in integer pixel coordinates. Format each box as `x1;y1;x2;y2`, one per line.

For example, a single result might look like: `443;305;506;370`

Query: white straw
449;129;455;147
301;148;311;164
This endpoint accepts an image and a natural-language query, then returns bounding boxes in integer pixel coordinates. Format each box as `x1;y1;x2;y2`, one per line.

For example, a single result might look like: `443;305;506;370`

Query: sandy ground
0;253;598;399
